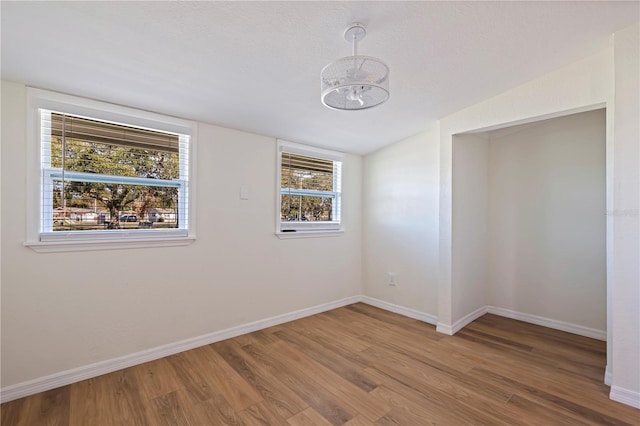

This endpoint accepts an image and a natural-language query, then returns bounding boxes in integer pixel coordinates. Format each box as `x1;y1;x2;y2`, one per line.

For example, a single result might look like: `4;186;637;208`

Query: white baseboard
486;306;606;341
434;305;606;342
360;296;438;325
604;365;613;386
0;295;615;406
610;385;640;409
436;306;488;336
0;295;361;404
435;322;454;335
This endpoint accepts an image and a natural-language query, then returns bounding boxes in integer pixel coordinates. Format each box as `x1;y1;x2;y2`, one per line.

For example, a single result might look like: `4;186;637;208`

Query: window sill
275;229;344;239
24;236;196;253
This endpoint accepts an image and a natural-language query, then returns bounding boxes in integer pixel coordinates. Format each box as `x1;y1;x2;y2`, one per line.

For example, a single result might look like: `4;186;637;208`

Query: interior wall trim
486;306;607;341
605;365;613;386
437;306;488;335
0;295;361;404
610;385;640;409
435;305;606;341
360;296;438;325
0;296;609;405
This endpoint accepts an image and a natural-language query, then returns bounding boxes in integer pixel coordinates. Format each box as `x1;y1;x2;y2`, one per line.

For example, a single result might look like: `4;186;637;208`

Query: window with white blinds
39;110;190;241
277;140;343;233
23;86;197;251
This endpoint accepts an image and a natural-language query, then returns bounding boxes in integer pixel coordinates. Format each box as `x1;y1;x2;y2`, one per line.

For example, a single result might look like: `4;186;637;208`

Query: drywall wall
452;134;489;321
439;47;613;329
610;22;639;405
362;126;439;315
487;109;606;331
439;22;640;404
0;80;363;387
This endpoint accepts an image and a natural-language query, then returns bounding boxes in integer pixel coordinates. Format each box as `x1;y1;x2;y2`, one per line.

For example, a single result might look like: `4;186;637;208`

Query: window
276;140;343;237
26;88;196;252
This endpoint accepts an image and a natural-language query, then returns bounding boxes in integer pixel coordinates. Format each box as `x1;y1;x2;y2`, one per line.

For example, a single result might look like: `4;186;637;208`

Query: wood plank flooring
2;303;639;425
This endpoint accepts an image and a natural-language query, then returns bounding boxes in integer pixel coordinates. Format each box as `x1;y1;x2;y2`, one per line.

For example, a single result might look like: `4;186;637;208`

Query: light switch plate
240;185;249;200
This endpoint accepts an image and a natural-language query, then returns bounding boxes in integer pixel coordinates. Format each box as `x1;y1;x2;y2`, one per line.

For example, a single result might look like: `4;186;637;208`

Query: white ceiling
2;2;638;154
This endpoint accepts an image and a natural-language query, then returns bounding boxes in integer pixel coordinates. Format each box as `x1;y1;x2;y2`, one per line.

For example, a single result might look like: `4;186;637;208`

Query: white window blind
40;110;189;241
278;141;343;233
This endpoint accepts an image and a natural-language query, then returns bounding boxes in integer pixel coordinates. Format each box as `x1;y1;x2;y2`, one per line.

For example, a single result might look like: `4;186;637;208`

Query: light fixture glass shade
321;55;389;110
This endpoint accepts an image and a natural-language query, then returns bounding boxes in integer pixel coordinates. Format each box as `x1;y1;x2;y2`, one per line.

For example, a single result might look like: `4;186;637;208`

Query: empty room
1;2;639;425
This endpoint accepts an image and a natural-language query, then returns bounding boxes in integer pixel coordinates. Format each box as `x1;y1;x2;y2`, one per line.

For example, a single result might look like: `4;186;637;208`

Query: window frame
25;88;197;252
275;139;344;239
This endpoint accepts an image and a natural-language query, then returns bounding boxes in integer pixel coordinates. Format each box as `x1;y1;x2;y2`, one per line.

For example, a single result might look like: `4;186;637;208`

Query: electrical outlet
387;272;397;286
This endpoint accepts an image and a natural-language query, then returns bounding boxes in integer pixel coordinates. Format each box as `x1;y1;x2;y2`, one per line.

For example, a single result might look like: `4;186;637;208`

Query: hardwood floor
2;303;639;425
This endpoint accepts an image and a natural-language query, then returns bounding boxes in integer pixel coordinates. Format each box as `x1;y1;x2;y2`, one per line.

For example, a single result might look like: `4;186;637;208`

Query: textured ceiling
2;1;638;154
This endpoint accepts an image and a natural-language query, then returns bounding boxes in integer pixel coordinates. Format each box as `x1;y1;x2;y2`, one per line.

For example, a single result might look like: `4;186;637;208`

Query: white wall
360;22;637;406
487;110;606;331
439;47;613;328
2;21;638;408
611;22;640;405
0;80;363;388
452;134;489;321
362;126;439;315
437;22;639;405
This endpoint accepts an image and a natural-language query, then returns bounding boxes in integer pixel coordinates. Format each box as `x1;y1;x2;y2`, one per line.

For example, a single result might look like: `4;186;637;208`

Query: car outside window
26;88;196;252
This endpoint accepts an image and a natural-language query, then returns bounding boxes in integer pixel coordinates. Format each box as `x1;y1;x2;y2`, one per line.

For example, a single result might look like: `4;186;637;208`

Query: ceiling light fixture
321;23;389;111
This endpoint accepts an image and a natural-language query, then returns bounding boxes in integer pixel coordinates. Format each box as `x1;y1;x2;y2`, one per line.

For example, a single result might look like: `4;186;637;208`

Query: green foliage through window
280;152;340;223
46;112;184;231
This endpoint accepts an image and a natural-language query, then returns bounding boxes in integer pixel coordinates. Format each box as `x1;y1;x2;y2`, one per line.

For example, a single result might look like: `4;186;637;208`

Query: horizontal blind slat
282;152;334;173
50;113;179;153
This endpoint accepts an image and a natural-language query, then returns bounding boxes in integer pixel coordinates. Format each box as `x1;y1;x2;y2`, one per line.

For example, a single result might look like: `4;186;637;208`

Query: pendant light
321;23;390;110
